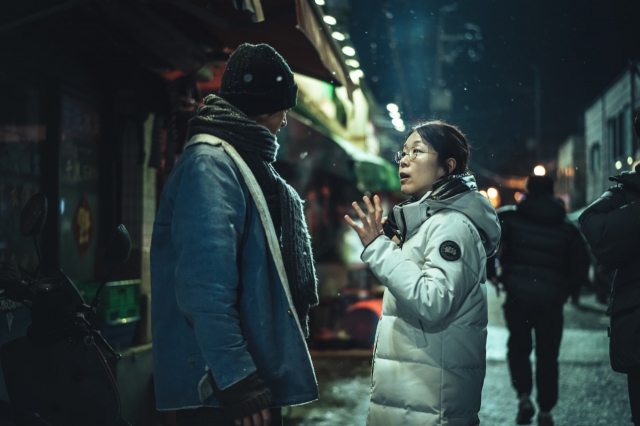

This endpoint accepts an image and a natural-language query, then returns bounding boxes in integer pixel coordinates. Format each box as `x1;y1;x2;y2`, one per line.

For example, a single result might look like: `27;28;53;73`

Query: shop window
0;77;45;270
610;107;633;159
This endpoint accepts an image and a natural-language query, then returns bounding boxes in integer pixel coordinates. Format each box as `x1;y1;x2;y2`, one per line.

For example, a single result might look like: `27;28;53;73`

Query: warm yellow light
514;191;523;201
615;161;623;170
345;59;360;68
395;125;406;132
480;190;489;198
487;187;499;199
392;118;404;127
386;103;399;113
628;157;634;165
533;165;546;176
323;15;337;25
389;111;401;119
351;69;364;78
332;31;345;41
342;46;356;56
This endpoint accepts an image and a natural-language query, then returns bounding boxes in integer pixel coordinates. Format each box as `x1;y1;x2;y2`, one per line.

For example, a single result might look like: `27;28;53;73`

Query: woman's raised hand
344;195;386;247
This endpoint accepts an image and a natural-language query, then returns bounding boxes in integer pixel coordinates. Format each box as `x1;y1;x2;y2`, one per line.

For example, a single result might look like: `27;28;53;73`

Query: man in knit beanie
151;44;319;426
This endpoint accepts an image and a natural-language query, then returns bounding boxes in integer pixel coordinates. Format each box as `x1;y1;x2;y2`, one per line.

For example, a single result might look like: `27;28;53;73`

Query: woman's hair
411;120;470;176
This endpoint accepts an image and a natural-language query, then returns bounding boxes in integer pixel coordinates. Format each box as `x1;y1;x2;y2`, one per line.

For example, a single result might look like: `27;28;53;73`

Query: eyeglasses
394;149;437;164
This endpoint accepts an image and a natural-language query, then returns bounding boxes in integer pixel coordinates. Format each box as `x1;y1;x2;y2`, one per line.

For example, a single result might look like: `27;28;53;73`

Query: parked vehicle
0;193;132;426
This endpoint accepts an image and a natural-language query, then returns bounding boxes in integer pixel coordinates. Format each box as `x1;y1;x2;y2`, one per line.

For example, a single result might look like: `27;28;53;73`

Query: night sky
348;0;640;176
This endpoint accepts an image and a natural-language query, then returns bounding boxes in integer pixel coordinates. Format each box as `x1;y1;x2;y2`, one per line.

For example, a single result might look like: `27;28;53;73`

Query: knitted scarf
188;95;318;337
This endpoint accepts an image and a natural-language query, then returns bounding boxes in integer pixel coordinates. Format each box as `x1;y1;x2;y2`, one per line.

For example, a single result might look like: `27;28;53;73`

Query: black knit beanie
219;43;298;116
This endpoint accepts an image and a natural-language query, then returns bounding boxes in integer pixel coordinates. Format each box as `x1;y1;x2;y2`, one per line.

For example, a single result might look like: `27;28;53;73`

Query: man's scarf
188;95;318;337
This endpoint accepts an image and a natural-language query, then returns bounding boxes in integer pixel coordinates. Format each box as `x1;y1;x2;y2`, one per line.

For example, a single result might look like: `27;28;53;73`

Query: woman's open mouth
399;172;410;183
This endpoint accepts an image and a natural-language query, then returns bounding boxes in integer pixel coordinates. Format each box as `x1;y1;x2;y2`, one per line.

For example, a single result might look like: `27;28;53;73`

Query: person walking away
150;43;319;426
579;112;640;425
345;121;501;426
487;175;590;426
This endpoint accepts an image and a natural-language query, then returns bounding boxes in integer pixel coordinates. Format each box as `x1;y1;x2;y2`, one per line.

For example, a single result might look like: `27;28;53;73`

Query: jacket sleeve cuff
199;371;272;419
360;234;390;263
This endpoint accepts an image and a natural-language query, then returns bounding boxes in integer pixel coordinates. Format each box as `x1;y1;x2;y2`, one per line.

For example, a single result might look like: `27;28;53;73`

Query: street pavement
286;285;632;425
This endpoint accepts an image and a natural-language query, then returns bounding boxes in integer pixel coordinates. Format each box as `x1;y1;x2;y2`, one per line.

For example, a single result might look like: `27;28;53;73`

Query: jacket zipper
399;209;408;248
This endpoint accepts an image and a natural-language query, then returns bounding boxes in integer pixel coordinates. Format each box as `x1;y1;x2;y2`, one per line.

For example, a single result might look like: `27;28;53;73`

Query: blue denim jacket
150;137;318;410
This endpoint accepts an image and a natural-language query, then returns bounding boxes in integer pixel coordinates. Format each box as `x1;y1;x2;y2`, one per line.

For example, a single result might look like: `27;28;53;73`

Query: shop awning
152;0;356;93
0;0;355;94
280;111;400;193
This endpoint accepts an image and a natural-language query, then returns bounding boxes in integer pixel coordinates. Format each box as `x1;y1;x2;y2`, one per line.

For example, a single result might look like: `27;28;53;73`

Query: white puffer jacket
362;176;501;426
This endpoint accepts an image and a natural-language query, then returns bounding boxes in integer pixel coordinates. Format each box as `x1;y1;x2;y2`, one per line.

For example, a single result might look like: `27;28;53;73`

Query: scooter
0;193;133;426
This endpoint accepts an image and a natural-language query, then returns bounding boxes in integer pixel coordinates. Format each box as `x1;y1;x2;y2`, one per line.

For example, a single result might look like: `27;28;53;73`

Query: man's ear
447;158;457;174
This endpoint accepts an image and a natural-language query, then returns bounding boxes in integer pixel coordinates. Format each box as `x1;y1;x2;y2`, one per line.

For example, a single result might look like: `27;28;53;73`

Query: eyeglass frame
394;148;438;164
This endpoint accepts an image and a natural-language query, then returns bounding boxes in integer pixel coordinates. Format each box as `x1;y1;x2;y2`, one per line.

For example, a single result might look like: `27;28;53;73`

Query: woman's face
399;131;447;199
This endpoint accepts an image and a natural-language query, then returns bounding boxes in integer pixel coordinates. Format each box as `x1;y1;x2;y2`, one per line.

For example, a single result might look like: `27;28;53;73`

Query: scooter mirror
104;224;131;269
20;193;48;237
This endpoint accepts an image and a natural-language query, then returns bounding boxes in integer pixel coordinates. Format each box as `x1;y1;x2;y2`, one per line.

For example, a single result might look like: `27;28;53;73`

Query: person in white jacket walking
345;121;501;426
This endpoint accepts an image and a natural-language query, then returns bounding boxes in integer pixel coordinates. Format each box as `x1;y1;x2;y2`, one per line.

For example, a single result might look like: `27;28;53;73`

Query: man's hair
526;174;554;196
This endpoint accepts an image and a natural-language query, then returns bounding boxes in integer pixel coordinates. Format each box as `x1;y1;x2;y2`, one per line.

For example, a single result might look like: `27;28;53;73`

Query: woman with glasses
345;120;501;426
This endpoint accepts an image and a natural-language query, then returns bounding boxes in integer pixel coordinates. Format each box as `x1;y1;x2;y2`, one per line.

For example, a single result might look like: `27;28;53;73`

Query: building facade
584;63;640;204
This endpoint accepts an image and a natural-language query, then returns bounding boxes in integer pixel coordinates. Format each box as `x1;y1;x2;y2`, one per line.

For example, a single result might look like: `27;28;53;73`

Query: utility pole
534;65;542;161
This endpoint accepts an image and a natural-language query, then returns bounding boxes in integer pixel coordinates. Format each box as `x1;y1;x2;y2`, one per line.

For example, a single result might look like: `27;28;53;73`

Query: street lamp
386;103;399;113
533;165;546;176
487;187;498;199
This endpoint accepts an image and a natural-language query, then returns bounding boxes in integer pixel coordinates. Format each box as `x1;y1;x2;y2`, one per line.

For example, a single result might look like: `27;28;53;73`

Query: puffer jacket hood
517;194;566;226
390;174;501;257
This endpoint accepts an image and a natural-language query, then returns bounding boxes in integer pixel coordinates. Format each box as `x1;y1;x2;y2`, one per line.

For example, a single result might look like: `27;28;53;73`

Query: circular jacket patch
439;241;461;261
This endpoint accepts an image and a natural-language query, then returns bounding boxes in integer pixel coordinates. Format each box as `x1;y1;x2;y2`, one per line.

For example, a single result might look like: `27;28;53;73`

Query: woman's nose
400;154;410;167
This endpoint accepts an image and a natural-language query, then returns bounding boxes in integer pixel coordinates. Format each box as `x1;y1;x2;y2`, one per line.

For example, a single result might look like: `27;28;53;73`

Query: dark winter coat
150;136;318;410
489;194;590;307
579;166;640;373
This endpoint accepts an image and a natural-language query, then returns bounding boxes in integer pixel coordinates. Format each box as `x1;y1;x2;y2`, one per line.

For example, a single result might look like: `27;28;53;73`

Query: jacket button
287;309;293;316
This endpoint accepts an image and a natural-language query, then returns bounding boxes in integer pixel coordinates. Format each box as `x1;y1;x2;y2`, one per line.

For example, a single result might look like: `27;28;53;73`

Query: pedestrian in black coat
488;175;590;426
579;112;640;425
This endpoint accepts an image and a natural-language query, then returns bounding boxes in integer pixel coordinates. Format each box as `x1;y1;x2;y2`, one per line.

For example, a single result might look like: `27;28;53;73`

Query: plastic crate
76;279;141;325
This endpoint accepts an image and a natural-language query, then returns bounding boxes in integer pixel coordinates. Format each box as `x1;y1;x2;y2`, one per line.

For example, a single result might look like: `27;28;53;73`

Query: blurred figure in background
488;175;590;426
579;112;640;425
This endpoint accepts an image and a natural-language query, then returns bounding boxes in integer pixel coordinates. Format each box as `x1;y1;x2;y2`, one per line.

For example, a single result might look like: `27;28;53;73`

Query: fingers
363;196;375;221
236;409;271;426
343;215;363;235
252;412;262;426
363;196;383;229
352;201;369;230
261;408;272;426
374;195;383;224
